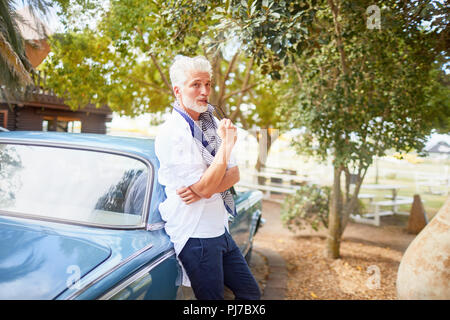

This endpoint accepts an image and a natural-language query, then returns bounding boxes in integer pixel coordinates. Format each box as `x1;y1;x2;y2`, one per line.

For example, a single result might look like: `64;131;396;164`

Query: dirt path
253;199;418;299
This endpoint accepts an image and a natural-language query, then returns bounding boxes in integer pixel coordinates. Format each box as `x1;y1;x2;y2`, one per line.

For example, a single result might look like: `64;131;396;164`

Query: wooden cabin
0;72;112;134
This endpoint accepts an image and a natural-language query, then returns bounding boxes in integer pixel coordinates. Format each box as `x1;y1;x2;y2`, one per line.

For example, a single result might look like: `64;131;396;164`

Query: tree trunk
255;155;267;185
327;164;343;259
253;129;276;185
341;165;369;237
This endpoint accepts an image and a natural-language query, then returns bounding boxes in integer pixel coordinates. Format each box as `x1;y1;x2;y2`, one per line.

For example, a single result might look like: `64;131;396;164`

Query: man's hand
176;186;202;204
217;119;237;147
186;119;236;199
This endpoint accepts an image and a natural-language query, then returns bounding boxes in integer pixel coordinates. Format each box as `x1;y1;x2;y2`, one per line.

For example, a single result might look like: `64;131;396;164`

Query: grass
237;137;449;218
262;154;449;219
358;177;447;220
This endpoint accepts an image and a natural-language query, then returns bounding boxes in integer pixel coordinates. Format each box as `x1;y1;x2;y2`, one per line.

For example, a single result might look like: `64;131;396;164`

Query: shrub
281;184;331;232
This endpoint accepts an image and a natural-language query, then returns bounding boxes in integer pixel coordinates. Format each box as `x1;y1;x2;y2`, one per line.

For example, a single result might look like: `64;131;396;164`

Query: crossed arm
177;166;240;204
177;118;238;204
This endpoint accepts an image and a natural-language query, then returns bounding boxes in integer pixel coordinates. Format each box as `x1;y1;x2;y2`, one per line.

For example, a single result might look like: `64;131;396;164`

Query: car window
0;143;150;227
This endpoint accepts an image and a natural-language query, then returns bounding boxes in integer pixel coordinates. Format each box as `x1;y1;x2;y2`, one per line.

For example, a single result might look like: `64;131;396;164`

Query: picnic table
415;172;449;195
351;184;413;227
237;168;319;203
250;170;315;185
360;184;405;203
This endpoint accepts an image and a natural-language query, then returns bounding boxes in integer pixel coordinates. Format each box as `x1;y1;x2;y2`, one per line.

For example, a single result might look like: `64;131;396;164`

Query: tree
155;1;291;171
0;0;52;89
43;0;288;170
426;63;450;134
224;0;449;258
42;0;179;116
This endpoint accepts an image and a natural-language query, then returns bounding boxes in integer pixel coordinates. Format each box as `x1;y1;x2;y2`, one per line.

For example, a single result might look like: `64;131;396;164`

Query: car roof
0;131;157;161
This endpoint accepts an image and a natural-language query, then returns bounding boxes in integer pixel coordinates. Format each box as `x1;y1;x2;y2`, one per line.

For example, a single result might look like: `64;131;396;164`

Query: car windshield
0;143;150;227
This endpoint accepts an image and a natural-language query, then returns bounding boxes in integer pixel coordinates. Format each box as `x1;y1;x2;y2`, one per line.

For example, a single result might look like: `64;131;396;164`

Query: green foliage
270;1;448;170
220;0;448;258
42;0;291;134
221;0;449;158
281;183;368;232
43;28;171;116
42;0;185;116
281;184;330;232
212;0;318;80
425;64;450;134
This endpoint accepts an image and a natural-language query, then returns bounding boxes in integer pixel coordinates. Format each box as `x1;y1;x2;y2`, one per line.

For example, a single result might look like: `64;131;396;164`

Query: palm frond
0;0;54;89
0;31;32;85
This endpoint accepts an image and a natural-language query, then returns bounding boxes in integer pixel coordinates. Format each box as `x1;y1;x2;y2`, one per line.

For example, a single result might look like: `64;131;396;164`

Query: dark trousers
178;230;261;300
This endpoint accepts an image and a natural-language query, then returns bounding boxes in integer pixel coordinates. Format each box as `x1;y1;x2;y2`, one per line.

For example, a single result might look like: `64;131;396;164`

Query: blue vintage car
0;131;263;300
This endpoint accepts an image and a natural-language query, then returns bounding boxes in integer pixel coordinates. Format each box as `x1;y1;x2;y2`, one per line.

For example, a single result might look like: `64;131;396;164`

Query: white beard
178;96;208;113
187;103;208;113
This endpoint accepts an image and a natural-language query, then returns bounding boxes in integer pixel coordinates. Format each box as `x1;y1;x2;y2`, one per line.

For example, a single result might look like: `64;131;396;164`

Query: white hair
169;55;212;89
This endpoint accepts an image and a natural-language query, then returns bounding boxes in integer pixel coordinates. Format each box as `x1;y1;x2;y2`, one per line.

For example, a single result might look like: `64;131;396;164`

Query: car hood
0;220;111;299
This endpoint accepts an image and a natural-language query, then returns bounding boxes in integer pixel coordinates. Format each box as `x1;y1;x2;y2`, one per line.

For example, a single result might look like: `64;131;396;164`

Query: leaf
270;12;281;19
310;292;318;299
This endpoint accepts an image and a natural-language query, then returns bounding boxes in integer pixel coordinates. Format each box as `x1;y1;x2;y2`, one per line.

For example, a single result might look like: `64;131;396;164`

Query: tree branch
135;26;174;97
222;83;259;101
229;55;255;122
218;51;239;106
148;53;174;97
125;75;172;94
292;58;303;87
209;50;222;107
327;0;350;77
340;163;369;237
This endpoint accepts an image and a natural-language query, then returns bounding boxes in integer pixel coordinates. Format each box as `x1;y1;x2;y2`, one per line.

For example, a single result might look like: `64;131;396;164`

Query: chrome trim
242;243;250;257
66;243;155;300
146;221;165;231
0;209;142;230
259;217;266;227
98;250;175;300
235;190;262;213
235;201;249;212
0;139;154;230
247;190;263;207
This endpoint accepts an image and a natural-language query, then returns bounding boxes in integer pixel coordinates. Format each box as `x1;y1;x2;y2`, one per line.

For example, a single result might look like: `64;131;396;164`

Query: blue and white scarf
173;100;236;217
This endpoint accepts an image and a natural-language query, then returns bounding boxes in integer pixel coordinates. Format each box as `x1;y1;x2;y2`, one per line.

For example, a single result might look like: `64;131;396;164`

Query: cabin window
43;116;81;133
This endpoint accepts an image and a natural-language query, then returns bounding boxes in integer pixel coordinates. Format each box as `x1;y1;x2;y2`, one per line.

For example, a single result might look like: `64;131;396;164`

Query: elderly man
155;55;261;300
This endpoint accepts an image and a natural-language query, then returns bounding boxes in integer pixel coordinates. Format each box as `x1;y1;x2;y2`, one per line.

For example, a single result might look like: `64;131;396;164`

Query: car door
229;192;252;253
98;250;179;300
99;158;179;300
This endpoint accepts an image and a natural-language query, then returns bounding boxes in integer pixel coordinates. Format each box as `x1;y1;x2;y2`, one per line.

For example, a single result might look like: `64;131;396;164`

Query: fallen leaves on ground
256;235;402;300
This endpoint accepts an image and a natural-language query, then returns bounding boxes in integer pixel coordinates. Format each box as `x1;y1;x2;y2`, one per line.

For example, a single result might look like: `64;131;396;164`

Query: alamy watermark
66;264;82;290
366;265;381;289
367;5;381;30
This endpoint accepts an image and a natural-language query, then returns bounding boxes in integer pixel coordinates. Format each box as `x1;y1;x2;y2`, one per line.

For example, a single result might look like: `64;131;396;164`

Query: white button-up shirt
155;108;237;286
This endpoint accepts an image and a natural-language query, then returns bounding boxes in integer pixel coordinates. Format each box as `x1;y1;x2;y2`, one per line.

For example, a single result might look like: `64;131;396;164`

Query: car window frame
0;139;154;230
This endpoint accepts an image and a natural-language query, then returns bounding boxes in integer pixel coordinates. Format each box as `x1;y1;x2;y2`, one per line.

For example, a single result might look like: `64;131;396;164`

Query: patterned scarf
173;100;236;216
